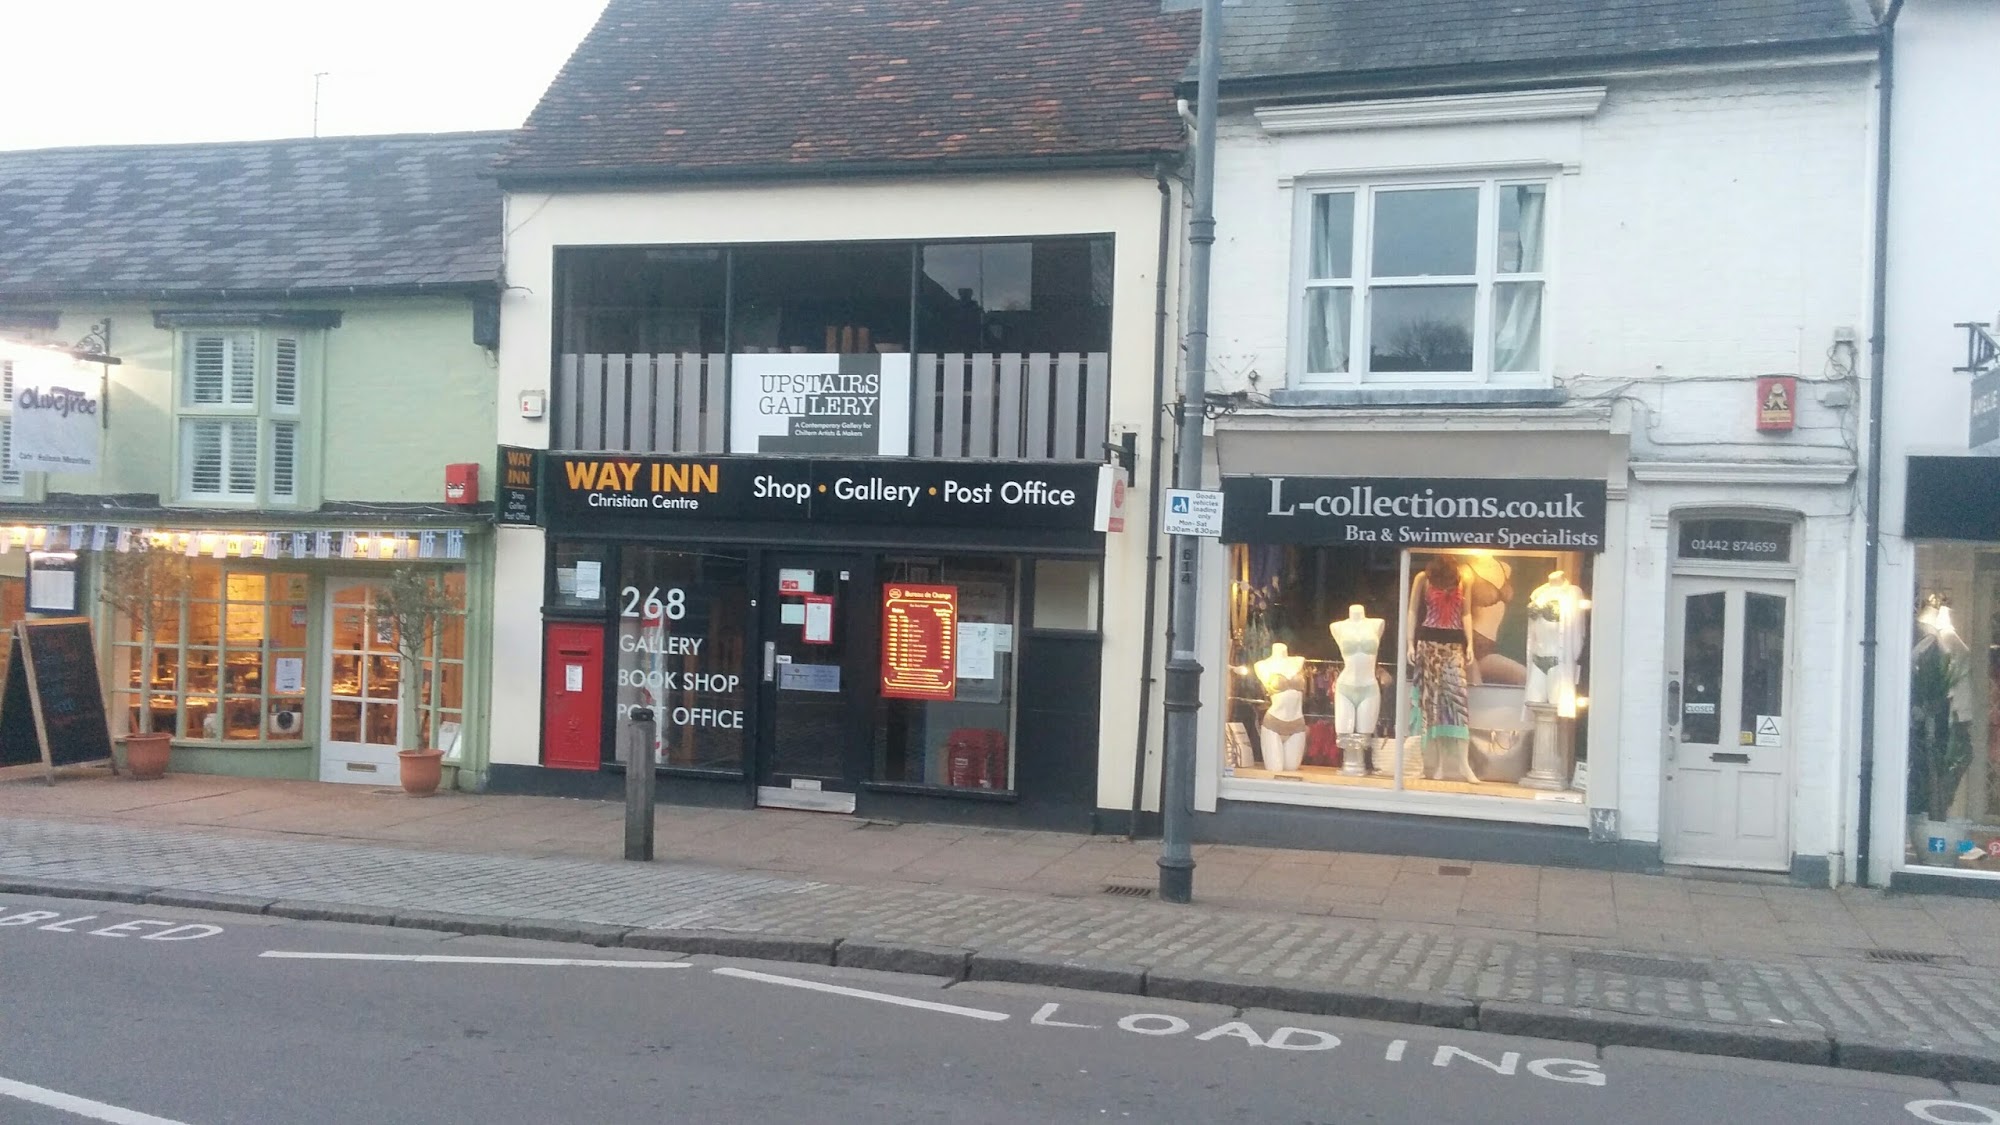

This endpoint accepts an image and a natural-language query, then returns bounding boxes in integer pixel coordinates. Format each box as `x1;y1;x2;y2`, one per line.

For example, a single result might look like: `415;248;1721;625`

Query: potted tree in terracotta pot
378;564;459;797
97;536;193;780
1908;636;1975;865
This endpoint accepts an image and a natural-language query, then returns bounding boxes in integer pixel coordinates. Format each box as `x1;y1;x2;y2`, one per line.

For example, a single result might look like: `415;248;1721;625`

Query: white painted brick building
1184;0;1879;878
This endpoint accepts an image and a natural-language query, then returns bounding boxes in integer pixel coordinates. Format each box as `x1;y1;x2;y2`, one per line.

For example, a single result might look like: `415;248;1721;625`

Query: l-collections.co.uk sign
1220;476;1608;550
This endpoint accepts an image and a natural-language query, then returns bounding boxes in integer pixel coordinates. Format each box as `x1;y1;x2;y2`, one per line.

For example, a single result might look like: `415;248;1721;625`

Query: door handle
763;641;776;683
1665;678;1681;726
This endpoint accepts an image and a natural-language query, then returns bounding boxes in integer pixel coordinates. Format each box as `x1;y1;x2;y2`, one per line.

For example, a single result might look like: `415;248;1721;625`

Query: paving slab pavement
5;768;2000;1080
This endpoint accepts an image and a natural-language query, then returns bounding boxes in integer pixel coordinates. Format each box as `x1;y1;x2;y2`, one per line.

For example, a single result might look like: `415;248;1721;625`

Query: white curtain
1493;186;1545;373
1307;288;1350;375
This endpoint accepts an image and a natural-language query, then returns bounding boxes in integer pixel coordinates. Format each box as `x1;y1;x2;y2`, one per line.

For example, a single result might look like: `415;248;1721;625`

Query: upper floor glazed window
1297;178;1549;385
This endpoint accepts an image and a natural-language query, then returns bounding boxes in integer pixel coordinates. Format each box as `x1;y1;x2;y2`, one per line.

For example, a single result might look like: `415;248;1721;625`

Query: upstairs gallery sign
729;353;912;456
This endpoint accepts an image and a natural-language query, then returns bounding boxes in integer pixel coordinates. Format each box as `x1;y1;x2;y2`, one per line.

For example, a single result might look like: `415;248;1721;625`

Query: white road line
713;965;1011;1021
259;951;691;967
0;1075;194;1125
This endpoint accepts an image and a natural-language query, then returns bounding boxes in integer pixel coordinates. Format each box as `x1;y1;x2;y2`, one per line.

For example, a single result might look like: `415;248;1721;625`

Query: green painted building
0;133;504;788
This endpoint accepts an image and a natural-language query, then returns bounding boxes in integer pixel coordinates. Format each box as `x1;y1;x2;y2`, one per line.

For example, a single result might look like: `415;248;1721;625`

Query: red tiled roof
496;0;1197;183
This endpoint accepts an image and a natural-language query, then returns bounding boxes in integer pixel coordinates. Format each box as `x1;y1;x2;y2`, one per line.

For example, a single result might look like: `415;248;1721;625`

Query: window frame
170;328;317;508
1291;173;1555;387
0;356;33;500
111;565;311;745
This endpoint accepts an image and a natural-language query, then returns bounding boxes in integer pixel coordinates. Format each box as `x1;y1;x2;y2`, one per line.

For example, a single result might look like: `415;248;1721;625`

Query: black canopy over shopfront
502;448;1117;829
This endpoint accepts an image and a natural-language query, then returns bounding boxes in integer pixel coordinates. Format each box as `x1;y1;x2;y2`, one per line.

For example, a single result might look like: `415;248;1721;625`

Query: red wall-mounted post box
445;463;480;504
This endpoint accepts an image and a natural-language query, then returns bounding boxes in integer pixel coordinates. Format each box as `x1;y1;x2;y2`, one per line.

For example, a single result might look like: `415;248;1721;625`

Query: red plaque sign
1755;375;1796;433
881;584;957;701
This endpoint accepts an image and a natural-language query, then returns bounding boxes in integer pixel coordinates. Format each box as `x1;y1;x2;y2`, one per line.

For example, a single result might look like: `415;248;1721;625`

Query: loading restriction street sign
1163;489;1225;538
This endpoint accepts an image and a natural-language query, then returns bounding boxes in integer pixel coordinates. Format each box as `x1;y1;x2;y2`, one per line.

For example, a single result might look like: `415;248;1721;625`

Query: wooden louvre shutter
188;335;228;405
0;417;19;489
227;333;257;405
184;419;225;495
225;419;257;495
273;337;299;410
269;420;297;500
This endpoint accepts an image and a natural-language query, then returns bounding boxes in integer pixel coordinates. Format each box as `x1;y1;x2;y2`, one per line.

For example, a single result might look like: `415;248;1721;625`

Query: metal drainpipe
1129;165;1177;840
1857;0;1904;887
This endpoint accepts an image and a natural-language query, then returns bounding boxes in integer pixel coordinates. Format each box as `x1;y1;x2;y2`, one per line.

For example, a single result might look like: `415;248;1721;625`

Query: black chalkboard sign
0;618;115;782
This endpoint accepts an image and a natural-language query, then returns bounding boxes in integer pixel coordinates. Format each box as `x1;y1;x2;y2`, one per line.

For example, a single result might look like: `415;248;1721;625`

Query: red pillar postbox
542;623;604;770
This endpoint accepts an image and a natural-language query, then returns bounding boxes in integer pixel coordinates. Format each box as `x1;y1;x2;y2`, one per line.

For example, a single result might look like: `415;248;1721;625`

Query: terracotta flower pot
398;748;446;797
124;732;173;780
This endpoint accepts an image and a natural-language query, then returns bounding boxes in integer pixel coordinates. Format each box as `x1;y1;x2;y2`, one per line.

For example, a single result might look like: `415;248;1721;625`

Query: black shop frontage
507;448;1119;829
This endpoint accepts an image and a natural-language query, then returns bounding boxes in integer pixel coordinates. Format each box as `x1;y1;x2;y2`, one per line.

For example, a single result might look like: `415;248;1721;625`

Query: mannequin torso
1253;643;1308;771
1330;606;1385;739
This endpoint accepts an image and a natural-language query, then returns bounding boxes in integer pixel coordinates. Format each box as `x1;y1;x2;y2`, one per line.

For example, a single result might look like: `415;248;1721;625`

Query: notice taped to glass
1220;475;1607;550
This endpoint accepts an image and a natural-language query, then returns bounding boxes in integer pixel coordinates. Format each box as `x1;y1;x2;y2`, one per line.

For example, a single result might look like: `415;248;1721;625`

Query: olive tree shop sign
729;353;911;456
1221;476;1608;550
7;350;101;474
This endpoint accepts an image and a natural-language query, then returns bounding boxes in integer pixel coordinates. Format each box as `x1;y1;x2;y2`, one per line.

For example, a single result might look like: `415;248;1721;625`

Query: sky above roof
0;0;607;152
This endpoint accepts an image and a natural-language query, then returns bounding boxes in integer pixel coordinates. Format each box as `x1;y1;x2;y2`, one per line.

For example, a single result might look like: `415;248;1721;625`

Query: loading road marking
260;952;692;967
0;1074;194;1125
1909;1100;2000;1124
713;965;1011;1021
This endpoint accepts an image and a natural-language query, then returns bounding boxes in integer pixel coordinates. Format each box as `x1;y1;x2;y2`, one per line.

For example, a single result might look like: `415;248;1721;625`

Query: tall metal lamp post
1159;0;1223;905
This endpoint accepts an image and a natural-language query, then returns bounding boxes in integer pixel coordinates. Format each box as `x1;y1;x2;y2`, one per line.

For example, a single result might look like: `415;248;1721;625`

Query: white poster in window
273;657;304;695
574;560;602;602
992;624;1014;652
802;595;834;645
438;721;464;763
4;343;101;473
1754;715;1782;747
727;353;912;456
956;623;996;680
780;602;806;625
26;562;76;613
778;568;816;595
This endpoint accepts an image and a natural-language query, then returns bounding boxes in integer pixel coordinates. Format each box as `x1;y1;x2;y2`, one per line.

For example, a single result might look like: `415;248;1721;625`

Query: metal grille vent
1866;949;1955;965
1570;951;1714;981
1101;884;1156;899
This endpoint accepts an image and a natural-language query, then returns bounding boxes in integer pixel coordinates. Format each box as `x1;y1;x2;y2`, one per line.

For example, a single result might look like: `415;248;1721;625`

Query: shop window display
113;565;308;742
615;547;750;773
875;555;1019;790
1226;545;1591;801
1905;544;2000;874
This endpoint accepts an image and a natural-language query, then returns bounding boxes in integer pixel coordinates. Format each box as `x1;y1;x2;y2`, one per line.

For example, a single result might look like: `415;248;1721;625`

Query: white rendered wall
1201;60;1876;857
492;172;1177;811
1868;0;2000;880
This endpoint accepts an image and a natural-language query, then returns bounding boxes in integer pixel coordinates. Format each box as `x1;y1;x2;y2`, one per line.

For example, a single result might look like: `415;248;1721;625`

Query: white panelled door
319;580;404;784
1663;579;1795;870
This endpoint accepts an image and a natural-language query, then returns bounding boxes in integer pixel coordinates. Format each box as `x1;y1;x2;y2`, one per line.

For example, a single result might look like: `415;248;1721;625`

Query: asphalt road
2;892;1996;1125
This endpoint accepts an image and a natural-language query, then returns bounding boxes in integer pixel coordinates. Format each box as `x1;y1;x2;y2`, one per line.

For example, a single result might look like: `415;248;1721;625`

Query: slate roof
494;0;1198;184
1211;0;1879;88
0;132;507;299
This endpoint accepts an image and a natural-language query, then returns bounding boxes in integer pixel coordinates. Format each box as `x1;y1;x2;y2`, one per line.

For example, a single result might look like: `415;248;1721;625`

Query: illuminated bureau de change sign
880;584;957;701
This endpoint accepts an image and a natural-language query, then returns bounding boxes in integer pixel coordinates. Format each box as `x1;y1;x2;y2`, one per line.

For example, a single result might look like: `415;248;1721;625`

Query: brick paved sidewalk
5;770;2000;1080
